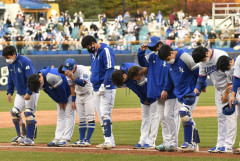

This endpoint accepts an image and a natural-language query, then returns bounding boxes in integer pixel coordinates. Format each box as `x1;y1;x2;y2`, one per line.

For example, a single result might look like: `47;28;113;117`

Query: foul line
0;145;208;153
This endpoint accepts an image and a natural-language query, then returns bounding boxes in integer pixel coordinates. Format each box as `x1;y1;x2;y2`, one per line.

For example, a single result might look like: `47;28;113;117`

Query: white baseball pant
54;96;76;141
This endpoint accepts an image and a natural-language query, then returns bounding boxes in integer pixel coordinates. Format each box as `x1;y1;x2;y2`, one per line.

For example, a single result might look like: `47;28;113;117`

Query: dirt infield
0;106;217;128
1;106;234;158
0;143;239;158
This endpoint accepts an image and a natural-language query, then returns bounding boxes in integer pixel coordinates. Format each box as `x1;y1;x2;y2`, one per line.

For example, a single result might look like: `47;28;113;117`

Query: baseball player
27;67;75;147
111;63;157;149
59;58;95;147
192;46;237;153
137;36;180;152
216;55;240;154
158;45;201;152
81;35;116;149
2;45;39;146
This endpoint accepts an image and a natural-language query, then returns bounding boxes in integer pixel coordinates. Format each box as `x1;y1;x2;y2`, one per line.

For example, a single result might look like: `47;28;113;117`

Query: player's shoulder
46;71;63;88
214;49;228;56
76;65;90;73
18;55;33;65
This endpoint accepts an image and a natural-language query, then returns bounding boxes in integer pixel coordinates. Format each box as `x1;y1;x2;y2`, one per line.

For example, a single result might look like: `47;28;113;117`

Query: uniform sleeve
198;62;207;76
162;67;173;92
180;52;199;72
74;69;90;87
46;73;68;103
226;70;233;84
7;67;14;95
232;56;240;92
137;48;149;67
195;75;207;92
233;56;240;78
103;48;115;86
23;59;35;95
67;77;74;85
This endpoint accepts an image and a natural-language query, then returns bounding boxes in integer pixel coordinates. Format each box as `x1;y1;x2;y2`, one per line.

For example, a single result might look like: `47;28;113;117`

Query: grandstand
0;1;240;55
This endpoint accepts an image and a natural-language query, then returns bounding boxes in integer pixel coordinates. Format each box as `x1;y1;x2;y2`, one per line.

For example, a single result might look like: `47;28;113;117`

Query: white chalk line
0;145;208;153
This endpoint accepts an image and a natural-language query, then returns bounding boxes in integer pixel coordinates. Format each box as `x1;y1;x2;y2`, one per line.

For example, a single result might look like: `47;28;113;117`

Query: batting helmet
222;101;238;115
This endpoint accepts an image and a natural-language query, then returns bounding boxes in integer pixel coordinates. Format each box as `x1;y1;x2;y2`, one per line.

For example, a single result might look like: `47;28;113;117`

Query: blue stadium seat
58;51;68;55
121;50;131;54
30;51;36;55
48;51;57;55
68;50;79;54
81;49;89;54
36;51;47;55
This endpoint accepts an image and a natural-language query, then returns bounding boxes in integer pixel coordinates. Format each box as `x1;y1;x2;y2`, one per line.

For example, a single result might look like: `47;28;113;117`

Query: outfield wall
0;52;239;91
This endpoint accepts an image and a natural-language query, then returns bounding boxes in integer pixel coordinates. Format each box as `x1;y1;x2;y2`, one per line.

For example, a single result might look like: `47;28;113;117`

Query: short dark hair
81;35;97;48
2;45;17;57
158;45;173;60
27;74;41;93
127;66;142;79
192;46;208;63
216;55;232;72
111;70;125;87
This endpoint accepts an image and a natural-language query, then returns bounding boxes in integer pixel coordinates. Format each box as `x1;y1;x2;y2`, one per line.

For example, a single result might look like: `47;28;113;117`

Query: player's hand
59;103;67;111
7;94;12;103
227;85;233;93
97;84;106;96
71;102;76;110
161;90;168;102
144;101;150;105
229;92;237;108
140;44;147;51
64;70;74;79
194;88;200;94
201;87;207;93
24;94;31;100
221;93;229;103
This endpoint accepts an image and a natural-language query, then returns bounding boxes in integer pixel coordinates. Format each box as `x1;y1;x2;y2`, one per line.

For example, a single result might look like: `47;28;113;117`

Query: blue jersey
90;43;116;91
7;54;35;95
138;49;176;99
166;49;199;99
39;67;71;104
121;63;156;105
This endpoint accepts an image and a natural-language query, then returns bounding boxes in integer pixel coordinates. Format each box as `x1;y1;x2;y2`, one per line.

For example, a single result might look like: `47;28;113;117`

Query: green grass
0;151;239;161
0;87;216;112
0;117;240;148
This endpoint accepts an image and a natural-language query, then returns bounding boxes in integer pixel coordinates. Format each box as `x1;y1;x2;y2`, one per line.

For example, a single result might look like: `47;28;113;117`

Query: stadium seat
36;51;47;55
48;51;57;55
58;51;68;55
68;50;79;54
30;51;36;55
81;49;89;54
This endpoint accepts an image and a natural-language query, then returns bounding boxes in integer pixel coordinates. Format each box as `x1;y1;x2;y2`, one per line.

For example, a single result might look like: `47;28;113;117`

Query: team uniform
7;53;39;145
166;49;200;152
121;63;157;149
90;43;116;149
66;65;95;147
232;56;240;123
196;49;237;153
232;56;240;153
138;49;181;151
39;67;76;146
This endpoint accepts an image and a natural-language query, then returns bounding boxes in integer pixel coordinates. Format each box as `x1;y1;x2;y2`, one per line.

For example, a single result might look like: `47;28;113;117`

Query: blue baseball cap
62;58;76;71
147;36;162;47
